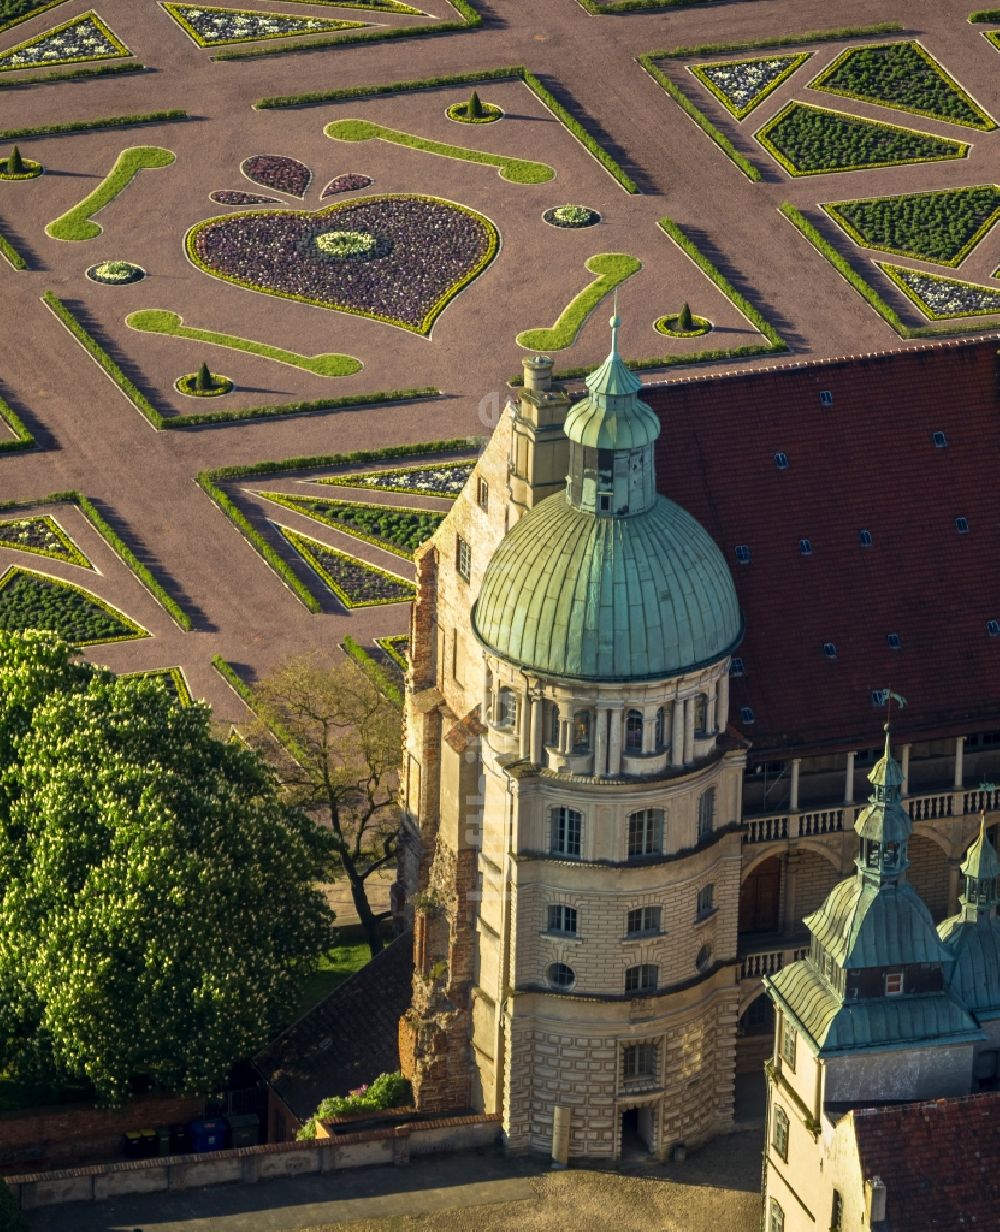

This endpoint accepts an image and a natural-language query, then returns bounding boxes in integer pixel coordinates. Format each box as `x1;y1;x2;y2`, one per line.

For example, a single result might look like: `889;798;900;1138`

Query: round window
547;962;576;990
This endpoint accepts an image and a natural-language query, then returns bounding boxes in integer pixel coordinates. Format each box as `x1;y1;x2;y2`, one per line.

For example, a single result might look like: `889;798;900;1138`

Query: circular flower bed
655;312;713;338
315;230;377;259
175;370;233;398
321;173;373;199
446;99;503;124
543;204;600;229
0;157;41;181
86;260;145;286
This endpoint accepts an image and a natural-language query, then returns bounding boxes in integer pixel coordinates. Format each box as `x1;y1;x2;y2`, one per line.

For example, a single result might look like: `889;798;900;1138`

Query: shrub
296;1071;412;1139
468;88;483;118
0;1179;27;1232
678;301;693;330
8;144;22;173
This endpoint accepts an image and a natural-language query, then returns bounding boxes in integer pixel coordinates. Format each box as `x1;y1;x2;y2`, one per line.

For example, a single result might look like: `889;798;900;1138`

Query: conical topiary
467;90;484;120
7;145;23;175
195;361;213;392
678;302;694;331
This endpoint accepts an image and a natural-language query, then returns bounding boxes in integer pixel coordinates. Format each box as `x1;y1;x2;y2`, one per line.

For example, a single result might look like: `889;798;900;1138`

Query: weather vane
876;687;908;724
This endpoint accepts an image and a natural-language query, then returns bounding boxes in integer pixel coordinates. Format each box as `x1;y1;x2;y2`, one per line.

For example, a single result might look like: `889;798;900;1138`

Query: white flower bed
0;13;129;72
882;263;1000;319
163;4;365;47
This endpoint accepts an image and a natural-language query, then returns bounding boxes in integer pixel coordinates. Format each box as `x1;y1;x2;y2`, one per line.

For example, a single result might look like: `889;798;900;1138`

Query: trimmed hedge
0;490;191;629
0;390;34;451
776;202;1000;343
0;61;145;90
653;23;905;59
211;0;482;61
166;388;439;430
0;0;69;35
42;291;164;429
198;439;481;613
969;9;1000;21
257;65;637;193
0;110;187;141
343;636;404;708
210;655;307;760
0;228;26;270
637;55;760;182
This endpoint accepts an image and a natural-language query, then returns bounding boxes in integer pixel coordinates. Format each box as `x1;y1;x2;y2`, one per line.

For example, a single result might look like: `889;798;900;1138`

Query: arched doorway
739;855;781;934
736;991;774;1074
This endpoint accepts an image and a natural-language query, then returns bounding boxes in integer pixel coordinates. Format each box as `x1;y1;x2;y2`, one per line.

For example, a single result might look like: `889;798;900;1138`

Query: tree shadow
0;378;52;452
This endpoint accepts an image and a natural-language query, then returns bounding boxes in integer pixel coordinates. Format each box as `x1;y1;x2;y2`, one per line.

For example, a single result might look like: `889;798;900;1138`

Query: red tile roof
639;337;1000;757
852;1091;1000;1230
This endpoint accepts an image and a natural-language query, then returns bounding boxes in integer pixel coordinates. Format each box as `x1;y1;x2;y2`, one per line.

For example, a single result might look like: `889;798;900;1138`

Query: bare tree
251;655;401;957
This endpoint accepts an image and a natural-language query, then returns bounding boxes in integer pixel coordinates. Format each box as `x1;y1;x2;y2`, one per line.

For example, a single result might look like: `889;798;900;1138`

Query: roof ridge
639;333;1000;393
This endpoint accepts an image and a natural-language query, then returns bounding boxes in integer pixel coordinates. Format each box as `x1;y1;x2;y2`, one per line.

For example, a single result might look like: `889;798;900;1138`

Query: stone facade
399;353;1000;1162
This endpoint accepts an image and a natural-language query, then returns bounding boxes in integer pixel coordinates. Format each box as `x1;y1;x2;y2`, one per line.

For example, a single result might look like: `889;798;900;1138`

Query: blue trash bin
188;1118;229;1152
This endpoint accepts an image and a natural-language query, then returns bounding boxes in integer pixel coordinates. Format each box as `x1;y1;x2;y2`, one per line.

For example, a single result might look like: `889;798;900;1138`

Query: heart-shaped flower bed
185;194;499;334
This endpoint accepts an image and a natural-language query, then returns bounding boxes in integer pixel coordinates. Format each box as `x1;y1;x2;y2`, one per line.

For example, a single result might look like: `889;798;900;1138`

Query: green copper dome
472;491;742;681
474;314;741;682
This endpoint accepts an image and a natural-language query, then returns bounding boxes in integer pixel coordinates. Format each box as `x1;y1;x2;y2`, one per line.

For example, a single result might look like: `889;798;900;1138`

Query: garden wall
5;1113;501;1210
0;1093;201;1169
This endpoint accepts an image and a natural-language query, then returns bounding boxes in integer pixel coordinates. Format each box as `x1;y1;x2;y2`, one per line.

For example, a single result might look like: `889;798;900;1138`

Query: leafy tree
0;631;335;1106
251;655;401;958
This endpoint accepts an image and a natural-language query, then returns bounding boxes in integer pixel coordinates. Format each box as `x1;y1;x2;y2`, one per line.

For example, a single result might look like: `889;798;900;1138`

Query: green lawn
286;941;371;1026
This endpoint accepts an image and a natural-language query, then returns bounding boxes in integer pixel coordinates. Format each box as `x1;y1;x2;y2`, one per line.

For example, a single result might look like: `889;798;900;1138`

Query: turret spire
854;723;910;884
958;813;1000;920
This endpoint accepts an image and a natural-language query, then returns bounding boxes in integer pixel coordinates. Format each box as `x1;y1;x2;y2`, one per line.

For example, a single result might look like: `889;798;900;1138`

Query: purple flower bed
321;173;373;198
210;190;281;205
241;154;311;199
187;194;499;334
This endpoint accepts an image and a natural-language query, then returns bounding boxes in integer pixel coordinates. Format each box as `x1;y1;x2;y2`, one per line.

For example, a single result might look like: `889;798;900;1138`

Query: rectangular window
831;1189;844;1231
628;809;663;858
550;807;582;858
769;1198;785;1232
696;883;714;920
547;904;577;936
772;1104;789;1162
624;964;658;993
626;906;661;937
781;1023;796;1072
456;536;472;582
698;788;716;840
477;476;489;512
622;1042;656;1081
884;971;904;995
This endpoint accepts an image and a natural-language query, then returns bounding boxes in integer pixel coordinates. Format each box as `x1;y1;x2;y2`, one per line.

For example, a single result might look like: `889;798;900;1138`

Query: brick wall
0;1093;201;1168
908;834;951;919
794;851;842;922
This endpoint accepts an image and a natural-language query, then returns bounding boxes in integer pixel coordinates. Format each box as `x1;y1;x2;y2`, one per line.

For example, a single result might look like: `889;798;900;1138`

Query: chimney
522;354;553;392
865;1176;887;1224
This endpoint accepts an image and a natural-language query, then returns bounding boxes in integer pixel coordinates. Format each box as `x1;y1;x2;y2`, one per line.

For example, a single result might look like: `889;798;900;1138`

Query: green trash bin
224;1113;259;1148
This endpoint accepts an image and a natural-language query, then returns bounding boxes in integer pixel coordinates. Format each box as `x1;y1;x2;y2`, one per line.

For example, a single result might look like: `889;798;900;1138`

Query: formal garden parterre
0;0;996;734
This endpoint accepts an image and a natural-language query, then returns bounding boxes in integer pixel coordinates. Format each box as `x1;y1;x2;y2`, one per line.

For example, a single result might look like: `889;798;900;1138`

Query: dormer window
884;972;904;995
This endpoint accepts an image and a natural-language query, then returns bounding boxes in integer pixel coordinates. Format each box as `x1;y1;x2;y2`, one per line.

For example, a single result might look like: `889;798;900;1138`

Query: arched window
694;693;709;734
573;709;591;753
550;807;583;858
698;788;716;839
625;708;643;752
547;702;560;748
654;706;666;750
624;964;659;994
547;962;576;990
628;809;663;858
495;687;517;730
